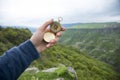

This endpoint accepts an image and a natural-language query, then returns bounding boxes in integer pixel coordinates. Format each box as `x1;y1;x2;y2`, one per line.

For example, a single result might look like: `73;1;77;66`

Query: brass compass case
43;17;63;42
50;21;62;33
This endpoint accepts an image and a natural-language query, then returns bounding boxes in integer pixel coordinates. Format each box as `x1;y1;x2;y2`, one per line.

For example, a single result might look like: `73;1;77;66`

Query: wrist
30;39;46;53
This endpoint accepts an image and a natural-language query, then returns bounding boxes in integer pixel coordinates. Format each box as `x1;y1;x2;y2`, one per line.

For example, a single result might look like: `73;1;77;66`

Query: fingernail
50;39;55;43
62;27;66;31
56;32;61;37
46;44;50;48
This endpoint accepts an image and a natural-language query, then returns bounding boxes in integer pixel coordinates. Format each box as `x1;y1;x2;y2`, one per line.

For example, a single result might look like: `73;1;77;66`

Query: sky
0;0;120;27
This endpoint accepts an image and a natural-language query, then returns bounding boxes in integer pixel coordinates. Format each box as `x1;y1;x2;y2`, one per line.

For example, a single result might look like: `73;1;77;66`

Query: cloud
0;0;120;27
65;0;120;23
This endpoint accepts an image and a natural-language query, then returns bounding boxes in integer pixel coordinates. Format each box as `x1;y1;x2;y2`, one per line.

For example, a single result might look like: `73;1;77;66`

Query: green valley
59;22;120;72
0;25;120;80
19;44;120;80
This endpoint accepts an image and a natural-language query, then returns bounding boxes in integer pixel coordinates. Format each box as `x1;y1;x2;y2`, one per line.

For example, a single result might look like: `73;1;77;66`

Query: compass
43;17;63;42
50;17;63;33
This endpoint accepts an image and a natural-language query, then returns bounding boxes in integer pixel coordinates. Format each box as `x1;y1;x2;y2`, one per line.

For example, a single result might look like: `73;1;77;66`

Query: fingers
56;27;66;37
61;27;66;31
43;20;65;48
45;26;65;33
40;19;53;30
46;37;58;48
40;18;65;32
45;28;50;32
56;32;62;37
46;27;66;48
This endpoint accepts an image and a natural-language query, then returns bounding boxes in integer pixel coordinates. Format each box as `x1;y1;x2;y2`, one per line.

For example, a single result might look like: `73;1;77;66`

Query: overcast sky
0;0;120;27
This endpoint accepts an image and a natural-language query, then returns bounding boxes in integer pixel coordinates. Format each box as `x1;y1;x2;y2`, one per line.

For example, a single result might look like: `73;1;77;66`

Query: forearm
0;40;39;80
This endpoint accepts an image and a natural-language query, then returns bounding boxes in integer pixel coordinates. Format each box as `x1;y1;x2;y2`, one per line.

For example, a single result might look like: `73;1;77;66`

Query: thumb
40;19;53;30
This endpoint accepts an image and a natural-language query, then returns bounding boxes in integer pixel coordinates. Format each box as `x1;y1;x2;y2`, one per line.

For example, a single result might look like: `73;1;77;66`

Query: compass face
43;32;55;42
50;21;61;33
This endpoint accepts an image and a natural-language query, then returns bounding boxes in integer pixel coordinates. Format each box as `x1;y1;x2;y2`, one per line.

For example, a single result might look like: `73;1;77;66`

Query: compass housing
50;21;62;33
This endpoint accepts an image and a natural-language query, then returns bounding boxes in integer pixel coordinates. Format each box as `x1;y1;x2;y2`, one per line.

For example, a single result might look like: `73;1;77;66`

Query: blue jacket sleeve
0;40;40;80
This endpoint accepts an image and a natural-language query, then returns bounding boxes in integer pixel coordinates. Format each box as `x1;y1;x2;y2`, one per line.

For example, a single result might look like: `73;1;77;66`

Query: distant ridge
1;22;119;33
62;23;81;28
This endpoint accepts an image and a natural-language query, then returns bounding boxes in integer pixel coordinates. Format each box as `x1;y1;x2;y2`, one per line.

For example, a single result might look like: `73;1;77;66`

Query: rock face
20;66;78;80
55;78;64;80
25;67;39;73
42;67;58;72
42;66;78;80
67;67;78;80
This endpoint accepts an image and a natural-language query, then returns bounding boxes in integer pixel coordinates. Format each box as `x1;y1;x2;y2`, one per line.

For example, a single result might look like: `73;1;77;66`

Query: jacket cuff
19;40;40;60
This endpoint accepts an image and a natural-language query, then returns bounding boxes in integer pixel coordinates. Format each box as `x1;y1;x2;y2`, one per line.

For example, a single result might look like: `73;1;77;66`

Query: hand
30;19;65;53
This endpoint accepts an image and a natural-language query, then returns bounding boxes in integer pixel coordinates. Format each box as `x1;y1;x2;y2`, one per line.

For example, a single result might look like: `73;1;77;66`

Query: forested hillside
0;27;32;55
70;22;120;29
0;27;120;80
19;44;120;80
59;22;120;72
